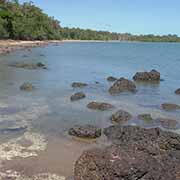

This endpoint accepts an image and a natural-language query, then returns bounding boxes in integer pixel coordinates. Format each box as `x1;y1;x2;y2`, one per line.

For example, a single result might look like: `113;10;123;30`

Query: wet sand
0;134;110;178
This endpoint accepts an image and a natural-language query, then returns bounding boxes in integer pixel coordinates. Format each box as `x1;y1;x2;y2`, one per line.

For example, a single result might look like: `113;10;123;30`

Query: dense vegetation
0;0;61;40
0;0;180;42
61;28;180;42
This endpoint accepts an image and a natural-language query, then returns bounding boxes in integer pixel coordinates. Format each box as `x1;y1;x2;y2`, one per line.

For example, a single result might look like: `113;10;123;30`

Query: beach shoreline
0;40;62;55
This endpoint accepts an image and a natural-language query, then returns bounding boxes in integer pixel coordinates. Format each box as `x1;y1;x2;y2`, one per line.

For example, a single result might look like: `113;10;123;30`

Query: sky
20;0;180;36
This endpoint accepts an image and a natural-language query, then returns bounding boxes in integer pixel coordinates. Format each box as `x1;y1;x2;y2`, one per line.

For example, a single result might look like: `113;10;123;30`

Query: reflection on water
0;42;180;178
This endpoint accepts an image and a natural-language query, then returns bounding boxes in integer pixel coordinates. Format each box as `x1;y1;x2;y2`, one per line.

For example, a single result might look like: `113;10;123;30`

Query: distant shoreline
62;39;180;43
62;40;119;42
0;39;180;56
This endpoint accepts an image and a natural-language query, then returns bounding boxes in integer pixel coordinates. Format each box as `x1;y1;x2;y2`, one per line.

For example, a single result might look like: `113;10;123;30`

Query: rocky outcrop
175;88;180;95
9;62;47;70
109;78;136;95
20;83;35;91
107;76;117;82
72;82;88;88
75;125;180;180
69;125;101;139
111;110;132;124
161;103;180;111
133;69;160;81
70;92;86;101
87;102;114;111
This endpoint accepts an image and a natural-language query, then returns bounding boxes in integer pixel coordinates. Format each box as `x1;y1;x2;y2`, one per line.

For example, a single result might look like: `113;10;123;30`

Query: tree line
0;0;61;40
0;0;180;42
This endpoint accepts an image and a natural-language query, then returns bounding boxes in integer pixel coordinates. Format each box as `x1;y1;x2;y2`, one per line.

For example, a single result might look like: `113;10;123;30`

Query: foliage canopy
0;0;180;42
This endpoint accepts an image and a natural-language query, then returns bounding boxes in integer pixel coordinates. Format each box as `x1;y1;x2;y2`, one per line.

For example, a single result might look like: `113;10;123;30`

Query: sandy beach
0;40;62;55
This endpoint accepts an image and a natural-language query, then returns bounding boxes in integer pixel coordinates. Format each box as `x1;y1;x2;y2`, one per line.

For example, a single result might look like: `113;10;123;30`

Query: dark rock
72;82;88;88
69;125;101;139
109;78;136;95
74;125;180;179
9;62;47;70
22;55;28;57
75;144;180;180
158;118;178;129
111;110;132;124
36;62;47;69
70;92;86;101
107;76;117;82
175;88;180;95
87;102;114;111
20;83;34;91
104;125;180;151
161;103;180;111
133;69;160;81
138;114;154;123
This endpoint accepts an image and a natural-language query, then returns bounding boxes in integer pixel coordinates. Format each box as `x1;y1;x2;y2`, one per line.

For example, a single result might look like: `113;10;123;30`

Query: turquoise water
0;42;180;177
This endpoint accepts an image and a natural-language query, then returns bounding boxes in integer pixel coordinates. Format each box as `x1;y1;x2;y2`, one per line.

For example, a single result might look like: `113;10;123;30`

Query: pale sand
0;40;62;55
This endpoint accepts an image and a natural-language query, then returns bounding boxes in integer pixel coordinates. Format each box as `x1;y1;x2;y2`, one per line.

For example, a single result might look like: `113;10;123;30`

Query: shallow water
0;42;180;178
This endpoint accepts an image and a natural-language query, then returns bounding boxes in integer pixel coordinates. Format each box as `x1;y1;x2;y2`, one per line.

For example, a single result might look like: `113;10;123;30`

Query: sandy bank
0;40;62;55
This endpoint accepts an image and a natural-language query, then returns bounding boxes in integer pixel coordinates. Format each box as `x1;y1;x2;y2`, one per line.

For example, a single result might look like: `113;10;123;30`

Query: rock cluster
69;125;101;139
175;88;180;95
107;76;117;82
109;78;136;95
72;82;88;88
111;110;132;124
20;83;35;91
87;102;114;111
161;103;180;111
70;92;86;101
133;69;160;81
9;62;47;70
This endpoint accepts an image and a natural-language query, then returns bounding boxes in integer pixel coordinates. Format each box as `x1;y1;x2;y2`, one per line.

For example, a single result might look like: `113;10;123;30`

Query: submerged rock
175;88;180;95
9;62;47;70
133;69;160;81
109;78;136;95
20;83;35;91
87;102;114;111
72;82;88;88
161;103;180;111
107;76;117;82
69;125;101;139
75;125;180;180
70;92;86;101
111;110;132;124
158;118;178;129
138;113;154;123
36;62;47;69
